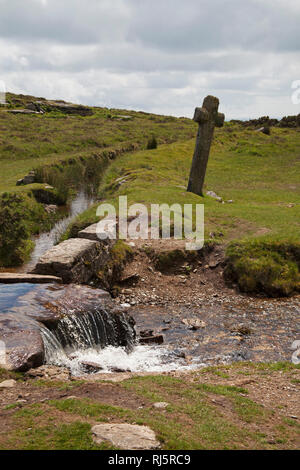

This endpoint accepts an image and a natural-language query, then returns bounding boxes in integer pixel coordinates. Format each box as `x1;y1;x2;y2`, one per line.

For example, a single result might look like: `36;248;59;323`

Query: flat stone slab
92;424;160;450
0;273;62;284
32;238;110;284
78;223;116;243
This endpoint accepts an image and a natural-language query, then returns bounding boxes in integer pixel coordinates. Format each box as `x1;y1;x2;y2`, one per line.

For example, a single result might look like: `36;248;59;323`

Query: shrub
147;136;157;150
0;193;33;266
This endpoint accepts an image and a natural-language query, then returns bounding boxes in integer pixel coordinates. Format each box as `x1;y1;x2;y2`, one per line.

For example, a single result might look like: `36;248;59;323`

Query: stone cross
187;95;225;196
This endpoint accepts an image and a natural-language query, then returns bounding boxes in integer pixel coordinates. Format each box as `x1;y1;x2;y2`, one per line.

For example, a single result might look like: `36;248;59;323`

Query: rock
182;318;206;330
26;365;70;381
111;367;131;373
32;238;111;284
78;223;116;244
0;273;62;284
44;204;58;214
22;172;36;185
206;191;223;202
140;330;154;338
0;327;45;372
92;423;160;450
37;101;93;116
153;402;169;409
120;273;140;285
209;261;220;269
256;126;271;135
8;109;41;115
0;379;17;389
139;335;164;345
80;361;103;373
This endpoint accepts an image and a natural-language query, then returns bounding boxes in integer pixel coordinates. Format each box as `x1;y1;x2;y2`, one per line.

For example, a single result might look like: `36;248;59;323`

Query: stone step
32;237;112;284
78;222;116;243
0;273;62;284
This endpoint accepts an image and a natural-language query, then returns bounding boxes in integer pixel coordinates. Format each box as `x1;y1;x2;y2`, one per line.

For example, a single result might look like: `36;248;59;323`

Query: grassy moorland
0;363;299;450
65;124;300;296
0;93;195;266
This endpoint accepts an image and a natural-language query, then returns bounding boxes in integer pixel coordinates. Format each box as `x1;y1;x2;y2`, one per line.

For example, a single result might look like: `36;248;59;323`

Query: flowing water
19;190;95;273
40;304;196;376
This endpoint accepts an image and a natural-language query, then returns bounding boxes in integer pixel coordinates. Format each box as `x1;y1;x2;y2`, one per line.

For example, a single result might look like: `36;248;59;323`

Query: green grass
3;420;112;451
65;125;300;241
48;398;129;422
0;93;196;267
1;363;299;450
63;124;300;295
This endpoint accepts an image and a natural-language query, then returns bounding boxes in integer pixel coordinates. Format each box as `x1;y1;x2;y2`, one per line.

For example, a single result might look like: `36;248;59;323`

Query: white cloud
0;0;299;118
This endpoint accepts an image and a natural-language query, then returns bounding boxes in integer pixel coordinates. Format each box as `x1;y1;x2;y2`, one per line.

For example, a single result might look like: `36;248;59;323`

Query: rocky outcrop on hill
231;114;300;128
28;100;93;116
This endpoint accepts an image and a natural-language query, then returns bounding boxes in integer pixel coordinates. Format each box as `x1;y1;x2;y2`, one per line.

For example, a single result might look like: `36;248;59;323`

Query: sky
0;0;299;119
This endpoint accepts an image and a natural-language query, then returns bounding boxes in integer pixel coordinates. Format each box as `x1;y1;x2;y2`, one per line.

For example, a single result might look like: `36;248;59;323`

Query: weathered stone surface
153;402;169;409
78;223;116;244
80;361;103;373
182;318;206;330
8;109;41;115
35;100;93;116
139;334;164;345
0;321;45;372
32;238;110;284
187;95;225;196
16;171;36;186
0;273;62;284
26;365;70;381
92;423;160;450
0;379;17;389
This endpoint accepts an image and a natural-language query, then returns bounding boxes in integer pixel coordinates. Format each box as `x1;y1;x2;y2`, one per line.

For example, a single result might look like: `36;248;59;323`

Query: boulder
92;424;160;450
32;238;111;284
1;324;45;372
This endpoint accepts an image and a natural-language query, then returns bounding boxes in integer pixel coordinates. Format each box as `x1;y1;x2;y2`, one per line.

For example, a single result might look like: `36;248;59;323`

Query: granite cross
187;95;225;196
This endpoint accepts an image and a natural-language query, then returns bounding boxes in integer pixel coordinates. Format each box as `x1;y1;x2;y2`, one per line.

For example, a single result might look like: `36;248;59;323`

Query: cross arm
193;107;209;124
215;112;225;128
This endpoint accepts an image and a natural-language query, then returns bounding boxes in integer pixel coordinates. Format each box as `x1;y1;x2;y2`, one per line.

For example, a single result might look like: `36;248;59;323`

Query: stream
19;190;96;273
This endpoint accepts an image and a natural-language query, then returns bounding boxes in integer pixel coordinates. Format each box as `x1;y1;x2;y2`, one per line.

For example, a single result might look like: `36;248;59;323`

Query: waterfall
40;306;136;374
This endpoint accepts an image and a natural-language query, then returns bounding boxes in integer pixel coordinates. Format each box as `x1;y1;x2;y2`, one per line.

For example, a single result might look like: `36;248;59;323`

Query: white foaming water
67;345;199;375
42;329;199;376
40;308;203;376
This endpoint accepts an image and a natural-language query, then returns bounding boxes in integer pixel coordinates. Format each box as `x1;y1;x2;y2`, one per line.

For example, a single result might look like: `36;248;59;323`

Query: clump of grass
48;398;129;421
224;240;300;296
